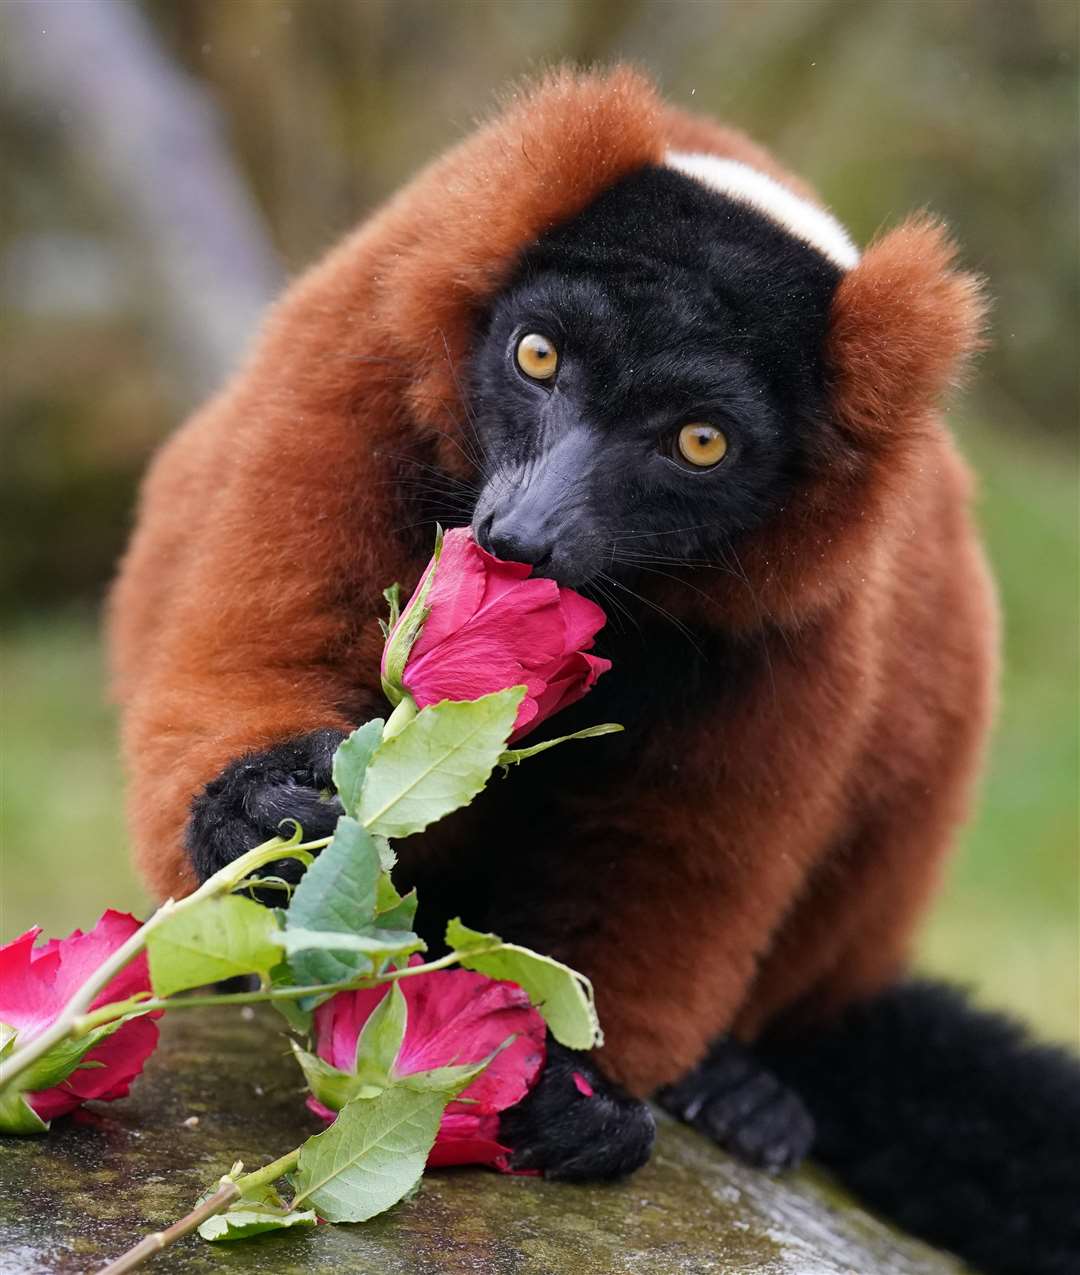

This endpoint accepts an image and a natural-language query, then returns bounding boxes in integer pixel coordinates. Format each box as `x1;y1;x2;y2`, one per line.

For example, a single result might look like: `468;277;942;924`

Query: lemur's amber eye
516;332;558;380
676;423;728;468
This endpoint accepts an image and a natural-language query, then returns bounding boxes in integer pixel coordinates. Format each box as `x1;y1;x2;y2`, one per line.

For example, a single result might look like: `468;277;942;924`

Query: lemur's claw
187;728;347;884
659;1037;815;1171
499;1038;655;1181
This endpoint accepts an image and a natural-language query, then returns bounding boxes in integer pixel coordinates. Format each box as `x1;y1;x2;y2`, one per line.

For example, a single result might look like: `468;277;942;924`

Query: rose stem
93;1182;239;1275
72;946;493;1035
94;1147;302;1274
0;835;328;1093
382;693;418;739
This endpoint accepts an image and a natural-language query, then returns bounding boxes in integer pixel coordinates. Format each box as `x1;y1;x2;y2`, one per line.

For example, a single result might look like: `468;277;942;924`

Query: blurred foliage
2;0;1076;608
0;0;1076;1041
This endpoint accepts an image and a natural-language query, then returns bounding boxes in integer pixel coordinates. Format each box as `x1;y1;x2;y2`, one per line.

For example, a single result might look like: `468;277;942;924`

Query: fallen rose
0;910;159;1125
382;527;610;742
308;962;546;1171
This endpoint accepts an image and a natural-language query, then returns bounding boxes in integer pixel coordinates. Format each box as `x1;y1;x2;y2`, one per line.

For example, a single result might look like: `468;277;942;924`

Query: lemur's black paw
658;1038;815;1171
186;729;348;884
499;1039;655;1181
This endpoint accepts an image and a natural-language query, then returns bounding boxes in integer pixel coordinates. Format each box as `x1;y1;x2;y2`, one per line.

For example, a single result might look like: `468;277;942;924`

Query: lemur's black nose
479;512;554;572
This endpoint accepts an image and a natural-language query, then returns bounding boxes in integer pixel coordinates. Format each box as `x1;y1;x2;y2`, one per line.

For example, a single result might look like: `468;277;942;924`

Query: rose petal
0;928;56;1040
0;912;159;1123
509;652;612;744
391;526;611;741
406;530;489;658
27;1016;159;1122
403;644;528;712
314;968;546;1111
572;1071;595;1098
0;912;150;1043
556;589;608;653
426;1110;512;1169
36;911;150;1011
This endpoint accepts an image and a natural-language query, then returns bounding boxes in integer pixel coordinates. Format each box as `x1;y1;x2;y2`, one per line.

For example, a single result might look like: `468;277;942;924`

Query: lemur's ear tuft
826;216;988;445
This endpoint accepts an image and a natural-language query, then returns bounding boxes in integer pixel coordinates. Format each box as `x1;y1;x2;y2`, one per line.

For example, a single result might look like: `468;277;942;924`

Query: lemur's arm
121;667;364;899
110;389;416;899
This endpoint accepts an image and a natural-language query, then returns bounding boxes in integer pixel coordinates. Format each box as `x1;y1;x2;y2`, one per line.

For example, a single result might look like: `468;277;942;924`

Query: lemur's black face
467;165;843;588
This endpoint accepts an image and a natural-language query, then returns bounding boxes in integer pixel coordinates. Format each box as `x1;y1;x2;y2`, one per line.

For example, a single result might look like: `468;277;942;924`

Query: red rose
309;963;546;1171
383;527;610;742
0;911;159;1123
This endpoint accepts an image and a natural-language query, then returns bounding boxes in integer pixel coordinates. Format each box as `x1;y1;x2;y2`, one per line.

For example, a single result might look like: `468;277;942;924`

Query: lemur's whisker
437;329;494;479
611;561;716;605
609;548;740;576
596;571;703;655
608;522;720;543
719;536;780;703
590;587;637;637
586;576;639;635
389;514;471;536
375;449;479;491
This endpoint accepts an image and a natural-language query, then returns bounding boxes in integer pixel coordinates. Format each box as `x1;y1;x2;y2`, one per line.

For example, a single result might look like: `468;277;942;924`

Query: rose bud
381;527;610;743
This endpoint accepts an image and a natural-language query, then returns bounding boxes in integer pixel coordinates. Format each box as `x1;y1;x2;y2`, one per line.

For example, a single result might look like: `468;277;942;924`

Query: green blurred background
1;0;1077;1043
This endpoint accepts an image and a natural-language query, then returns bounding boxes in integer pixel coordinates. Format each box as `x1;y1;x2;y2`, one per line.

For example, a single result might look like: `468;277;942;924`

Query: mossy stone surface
1;1006;967;1274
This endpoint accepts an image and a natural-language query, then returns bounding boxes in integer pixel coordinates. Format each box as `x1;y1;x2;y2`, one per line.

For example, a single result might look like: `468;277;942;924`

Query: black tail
759;980;1080;1275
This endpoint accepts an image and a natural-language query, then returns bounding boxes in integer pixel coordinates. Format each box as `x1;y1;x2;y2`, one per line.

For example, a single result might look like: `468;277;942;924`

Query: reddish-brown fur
108;68;996;1096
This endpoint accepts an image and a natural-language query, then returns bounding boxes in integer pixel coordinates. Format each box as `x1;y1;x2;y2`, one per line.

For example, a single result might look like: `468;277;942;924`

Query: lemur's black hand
499;1038;655;1181
658;1037;815;1171
186;729;348;883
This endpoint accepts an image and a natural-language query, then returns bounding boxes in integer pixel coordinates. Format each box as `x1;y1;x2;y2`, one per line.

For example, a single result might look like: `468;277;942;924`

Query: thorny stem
0;833;323;1095
83;941;503;1273
94;1181;241;1274
233;1146;303;1198
72;947;496;1035
0;792;490;1097
94;1147;304;1274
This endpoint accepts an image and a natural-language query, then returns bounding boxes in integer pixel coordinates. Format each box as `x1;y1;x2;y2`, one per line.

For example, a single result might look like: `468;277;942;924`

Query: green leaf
397;1042;509;1094
0;1021;49;1133
268;961;312;1034
375;876;418;933
286;816;382;986
380;527;444;706
147;895;282;997
383;583;402;632
497;722;624;767
198;1203;317;1242
375;894;418;934
0;1017;148;1135
374;836;396;872
197;1181;316;1242
289;1041;376;1111
290;1083;462;1222
0;1089;48;1135
354;982;407;1086
278;927;424;966
357;688;525;839
19;1019;127;1093
332;721;385;819
446;919;603;1050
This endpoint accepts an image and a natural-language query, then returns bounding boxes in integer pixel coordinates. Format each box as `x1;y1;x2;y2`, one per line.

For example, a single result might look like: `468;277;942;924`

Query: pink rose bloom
386;527;610;742
0;910;159;1123
310;963;546;1171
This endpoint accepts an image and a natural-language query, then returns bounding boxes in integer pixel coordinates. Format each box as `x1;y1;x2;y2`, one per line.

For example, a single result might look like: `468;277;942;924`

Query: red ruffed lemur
109;69;1080;1275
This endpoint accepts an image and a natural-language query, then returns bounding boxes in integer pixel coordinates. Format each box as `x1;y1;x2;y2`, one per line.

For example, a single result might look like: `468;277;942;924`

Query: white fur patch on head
664;150;860;271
